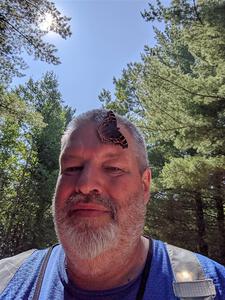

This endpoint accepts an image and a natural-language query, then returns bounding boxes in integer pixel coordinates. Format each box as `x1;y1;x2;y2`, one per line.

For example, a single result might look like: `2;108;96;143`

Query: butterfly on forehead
97;111;128;149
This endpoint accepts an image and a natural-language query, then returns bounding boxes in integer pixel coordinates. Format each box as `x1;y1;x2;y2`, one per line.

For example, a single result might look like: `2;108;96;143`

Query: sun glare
39;13;54;31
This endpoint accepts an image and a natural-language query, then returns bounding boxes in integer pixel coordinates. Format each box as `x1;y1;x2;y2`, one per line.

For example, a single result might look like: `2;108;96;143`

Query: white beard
55;212;118;259
53;190;146;259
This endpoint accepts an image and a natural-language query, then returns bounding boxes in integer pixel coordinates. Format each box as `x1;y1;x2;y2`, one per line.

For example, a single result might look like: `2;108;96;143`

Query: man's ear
142;167;151;204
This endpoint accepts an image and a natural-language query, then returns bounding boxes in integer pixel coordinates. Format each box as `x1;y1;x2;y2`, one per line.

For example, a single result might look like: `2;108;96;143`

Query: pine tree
0;0;71;84
0;72;75;257
99;0;225;264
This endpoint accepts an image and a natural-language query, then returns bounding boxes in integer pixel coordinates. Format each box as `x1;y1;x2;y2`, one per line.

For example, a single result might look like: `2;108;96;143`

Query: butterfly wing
97;111;128;148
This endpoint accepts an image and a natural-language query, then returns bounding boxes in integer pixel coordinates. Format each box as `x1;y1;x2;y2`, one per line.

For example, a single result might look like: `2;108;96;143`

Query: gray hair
61;109;149;173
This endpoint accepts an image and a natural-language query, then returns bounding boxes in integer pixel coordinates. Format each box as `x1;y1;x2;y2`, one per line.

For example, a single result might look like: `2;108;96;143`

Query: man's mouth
69;202;111;218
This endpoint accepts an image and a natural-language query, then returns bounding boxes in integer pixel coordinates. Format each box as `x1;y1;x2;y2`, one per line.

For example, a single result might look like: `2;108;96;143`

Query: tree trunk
213;171;225;265
194;191;208;256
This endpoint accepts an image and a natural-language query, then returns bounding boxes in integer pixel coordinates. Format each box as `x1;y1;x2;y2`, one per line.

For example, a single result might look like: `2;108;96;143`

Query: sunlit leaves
161;156;225;190
0;0;72;84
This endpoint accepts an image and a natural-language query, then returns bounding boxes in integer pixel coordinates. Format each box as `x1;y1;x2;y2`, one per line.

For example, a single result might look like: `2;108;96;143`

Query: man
0;109;224;300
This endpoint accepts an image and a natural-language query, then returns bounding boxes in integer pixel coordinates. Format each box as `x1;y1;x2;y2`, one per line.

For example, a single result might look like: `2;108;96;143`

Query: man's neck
65;236;150;291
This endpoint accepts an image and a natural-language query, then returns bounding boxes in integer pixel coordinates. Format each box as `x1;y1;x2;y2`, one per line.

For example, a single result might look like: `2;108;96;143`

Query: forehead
61;121;136;161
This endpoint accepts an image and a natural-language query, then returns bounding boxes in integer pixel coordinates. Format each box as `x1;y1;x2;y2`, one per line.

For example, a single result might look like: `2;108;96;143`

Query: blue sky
13;0;168;114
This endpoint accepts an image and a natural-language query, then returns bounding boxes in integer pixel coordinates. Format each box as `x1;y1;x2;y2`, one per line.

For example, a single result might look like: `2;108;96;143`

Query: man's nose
75;164;103;195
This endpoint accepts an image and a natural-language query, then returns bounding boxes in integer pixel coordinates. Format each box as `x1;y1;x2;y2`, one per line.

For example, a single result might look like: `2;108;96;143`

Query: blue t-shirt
0;239;225;300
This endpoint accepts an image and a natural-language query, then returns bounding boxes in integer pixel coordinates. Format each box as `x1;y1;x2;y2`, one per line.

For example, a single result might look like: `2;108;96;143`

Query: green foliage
0;86;45;256
0;0;71;84
100;0;225;264
161;156;225;190
0;72;75;257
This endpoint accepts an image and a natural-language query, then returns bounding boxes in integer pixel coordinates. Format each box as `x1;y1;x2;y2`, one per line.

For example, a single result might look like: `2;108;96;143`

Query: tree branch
0;14;38;50
138;124;200;132
151;72;225;100
193;0;203;25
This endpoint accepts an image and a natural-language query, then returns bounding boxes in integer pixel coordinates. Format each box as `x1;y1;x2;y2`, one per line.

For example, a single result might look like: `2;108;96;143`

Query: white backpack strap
165;243;216;299
0;249;36;294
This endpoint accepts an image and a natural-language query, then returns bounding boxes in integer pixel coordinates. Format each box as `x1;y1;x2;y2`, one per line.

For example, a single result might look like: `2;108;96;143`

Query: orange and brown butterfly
97;111;128;149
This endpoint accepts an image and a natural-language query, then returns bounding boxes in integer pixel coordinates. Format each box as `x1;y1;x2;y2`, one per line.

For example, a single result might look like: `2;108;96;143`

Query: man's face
53;121;150;259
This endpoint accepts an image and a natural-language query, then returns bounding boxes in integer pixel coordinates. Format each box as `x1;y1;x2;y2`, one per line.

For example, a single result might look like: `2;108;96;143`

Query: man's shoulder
0;248;36;268
0;247;50;297
196;251;225;280
153;239;224;269
0;249;36;291
152;239;225;299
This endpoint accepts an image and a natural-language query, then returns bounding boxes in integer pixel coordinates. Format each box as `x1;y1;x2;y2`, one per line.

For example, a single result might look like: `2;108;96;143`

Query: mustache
64;192;117;219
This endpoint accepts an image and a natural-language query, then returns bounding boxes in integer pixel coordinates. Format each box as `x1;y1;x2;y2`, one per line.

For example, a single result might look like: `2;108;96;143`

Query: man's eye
64;166;83;173
105;166;124;173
